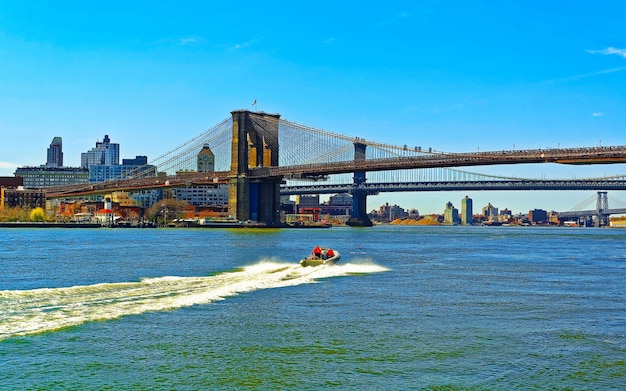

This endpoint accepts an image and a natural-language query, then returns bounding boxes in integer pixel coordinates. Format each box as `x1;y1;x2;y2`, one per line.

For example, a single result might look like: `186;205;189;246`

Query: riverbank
0;222;101;228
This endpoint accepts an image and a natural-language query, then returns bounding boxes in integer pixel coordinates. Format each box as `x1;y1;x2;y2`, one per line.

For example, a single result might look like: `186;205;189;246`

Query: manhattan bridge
47;110;626;226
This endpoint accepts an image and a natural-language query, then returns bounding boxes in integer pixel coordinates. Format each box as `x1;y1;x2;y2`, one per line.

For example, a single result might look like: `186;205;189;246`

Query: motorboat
300;249;340;267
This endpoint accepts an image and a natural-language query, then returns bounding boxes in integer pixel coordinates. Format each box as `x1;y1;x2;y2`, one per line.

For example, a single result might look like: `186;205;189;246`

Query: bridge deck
44;146;626;198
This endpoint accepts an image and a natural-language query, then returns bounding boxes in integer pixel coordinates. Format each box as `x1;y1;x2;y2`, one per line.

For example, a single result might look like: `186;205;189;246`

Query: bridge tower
228;110;282;226
346;142;373;227
595;191;610;227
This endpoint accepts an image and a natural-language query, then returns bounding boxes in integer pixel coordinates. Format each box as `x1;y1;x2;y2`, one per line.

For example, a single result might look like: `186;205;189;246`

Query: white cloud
0;161;18;176
592;112;605;117
180;37;198;45
232;40;254;50
537;65;626;85
587;47;626;58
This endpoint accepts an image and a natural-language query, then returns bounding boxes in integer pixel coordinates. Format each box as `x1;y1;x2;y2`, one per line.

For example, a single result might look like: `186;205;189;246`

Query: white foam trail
0;260;388;340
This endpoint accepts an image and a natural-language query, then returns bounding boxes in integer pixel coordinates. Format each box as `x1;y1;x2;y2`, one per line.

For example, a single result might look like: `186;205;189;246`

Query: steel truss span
280;179;626;195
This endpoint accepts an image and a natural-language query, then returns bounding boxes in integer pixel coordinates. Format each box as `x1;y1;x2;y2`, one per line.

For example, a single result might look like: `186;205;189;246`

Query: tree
146;198;192;224
1;206;29;222
30;207;45;222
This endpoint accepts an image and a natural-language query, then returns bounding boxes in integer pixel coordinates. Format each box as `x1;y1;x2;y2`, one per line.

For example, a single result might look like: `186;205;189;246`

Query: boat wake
0;260;387;341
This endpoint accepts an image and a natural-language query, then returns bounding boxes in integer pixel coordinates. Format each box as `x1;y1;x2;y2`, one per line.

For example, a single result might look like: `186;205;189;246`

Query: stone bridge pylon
228;110;282;226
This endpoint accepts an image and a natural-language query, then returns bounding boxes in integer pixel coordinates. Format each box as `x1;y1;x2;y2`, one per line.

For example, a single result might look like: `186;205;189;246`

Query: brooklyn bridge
46;110;626;226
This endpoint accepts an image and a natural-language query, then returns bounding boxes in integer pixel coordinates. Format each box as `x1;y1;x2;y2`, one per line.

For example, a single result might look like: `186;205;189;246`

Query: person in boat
326;248;335;258
313;245;322;259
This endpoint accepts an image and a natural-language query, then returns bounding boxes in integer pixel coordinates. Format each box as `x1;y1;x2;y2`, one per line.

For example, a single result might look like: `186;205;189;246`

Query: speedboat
300;249;340;267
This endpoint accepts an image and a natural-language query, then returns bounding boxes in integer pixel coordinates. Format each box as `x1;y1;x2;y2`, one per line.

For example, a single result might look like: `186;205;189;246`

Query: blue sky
1;1;625;214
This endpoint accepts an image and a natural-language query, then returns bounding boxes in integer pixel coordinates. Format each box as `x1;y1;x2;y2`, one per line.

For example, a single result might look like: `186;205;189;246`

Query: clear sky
1;1;625;214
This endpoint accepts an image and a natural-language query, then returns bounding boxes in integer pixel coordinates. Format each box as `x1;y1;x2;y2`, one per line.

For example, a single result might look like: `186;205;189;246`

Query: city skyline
1;1;625;214
6;130;626;216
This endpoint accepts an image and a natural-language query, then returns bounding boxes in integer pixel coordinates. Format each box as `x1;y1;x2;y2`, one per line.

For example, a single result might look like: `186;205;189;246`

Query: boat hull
300;252;340;267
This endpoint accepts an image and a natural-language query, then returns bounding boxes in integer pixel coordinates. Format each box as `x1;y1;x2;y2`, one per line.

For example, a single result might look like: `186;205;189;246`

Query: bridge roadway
558;208;626;219
45;171;232;197
279;179;626;195
255;145;626;179
45;145;626;197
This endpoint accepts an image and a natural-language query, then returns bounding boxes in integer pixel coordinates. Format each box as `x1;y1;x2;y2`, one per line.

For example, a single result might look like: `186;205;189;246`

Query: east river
1;225;624;390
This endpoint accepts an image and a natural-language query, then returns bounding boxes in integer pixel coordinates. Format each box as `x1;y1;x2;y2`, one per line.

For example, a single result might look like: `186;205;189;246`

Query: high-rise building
444;201;460;224
81;135;153;183
81;135;119;169
461;195;473;225
46;137;63;167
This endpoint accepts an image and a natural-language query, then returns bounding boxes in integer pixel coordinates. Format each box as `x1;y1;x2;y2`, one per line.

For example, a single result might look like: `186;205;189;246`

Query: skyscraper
46;137;63;167
444;201;460;224
81;135;120;169
461;195;473;225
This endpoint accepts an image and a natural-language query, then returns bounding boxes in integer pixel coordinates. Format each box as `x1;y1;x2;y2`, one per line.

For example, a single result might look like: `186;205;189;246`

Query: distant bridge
557;191;626;227
280;179;626;195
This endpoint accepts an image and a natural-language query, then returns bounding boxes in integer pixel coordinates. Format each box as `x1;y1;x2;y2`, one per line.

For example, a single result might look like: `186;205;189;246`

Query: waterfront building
500;208;513;223
110;191;138;207
14;166;89;188
482;203;499;221
376;202;408;221
174;185;229;208
293;194;353;217
328;193;352;205
444;201;460;224
280;196;296;215
88;155;156;183
548;211;560;225
46;137;63;168
3;188;46;209
529;209;548;225
173;144;228;208
320;193;353;216
461;195;473;225
1;177;45;209
296;195;320;208
81;135;120;169
0;177;23;188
